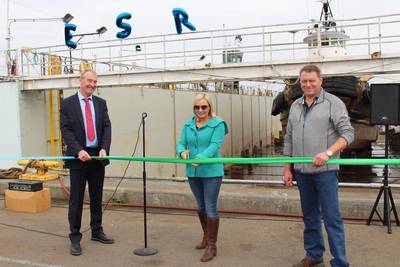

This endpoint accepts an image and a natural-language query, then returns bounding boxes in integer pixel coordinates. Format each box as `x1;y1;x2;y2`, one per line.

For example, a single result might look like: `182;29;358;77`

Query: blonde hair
193;93;216;118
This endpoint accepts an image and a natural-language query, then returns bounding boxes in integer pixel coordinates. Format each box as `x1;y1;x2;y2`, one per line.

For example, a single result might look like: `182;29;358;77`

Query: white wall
0;81;22;168
27;87;279;178
19;90;48;156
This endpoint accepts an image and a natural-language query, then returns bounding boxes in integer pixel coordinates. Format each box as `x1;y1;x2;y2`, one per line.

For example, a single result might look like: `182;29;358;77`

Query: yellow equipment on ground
17;160;59;181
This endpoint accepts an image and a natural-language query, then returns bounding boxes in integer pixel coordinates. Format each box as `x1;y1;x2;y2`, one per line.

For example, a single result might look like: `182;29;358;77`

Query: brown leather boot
292;257;325;267
200;218;219;262
195;211;207;249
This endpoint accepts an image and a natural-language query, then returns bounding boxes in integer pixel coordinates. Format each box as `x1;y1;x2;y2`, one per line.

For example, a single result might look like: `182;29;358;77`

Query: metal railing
3;13;400;79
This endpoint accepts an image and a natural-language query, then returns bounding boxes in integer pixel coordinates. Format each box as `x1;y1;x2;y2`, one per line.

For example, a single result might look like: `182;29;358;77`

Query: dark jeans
68;160;105;243
295;171;349;267
188;177;222;218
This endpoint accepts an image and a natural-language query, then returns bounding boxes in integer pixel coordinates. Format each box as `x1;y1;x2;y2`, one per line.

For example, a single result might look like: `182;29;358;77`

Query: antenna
318;0;337;30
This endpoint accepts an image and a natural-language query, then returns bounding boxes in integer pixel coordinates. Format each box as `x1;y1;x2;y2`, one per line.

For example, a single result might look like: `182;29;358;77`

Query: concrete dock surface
0;201;400;267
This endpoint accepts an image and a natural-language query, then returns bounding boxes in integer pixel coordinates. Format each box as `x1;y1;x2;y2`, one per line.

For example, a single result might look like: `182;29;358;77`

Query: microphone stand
134;112;158;256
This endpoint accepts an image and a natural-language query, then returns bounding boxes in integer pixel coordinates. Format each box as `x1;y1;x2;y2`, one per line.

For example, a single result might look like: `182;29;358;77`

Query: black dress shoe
70;242;82;256
91;232;114;244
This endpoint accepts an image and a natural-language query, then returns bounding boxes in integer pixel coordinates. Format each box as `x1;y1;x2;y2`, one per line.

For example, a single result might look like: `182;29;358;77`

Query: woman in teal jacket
176;93;228;262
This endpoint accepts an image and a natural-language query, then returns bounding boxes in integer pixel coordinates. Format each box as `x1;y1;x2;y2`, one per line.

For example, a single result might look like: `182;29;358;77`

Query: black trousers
68;158;105;243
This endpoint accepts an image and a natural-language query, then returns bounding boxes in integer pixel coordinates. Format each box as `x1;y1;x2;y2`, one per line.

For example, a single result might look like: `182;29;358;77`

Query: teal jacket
176;116;228;178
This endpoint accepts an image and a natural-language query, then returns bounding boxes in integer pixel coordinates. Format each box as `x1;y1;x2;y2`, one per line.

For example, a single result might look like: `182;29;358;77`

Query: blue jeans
295;171;349;267
188;177;222;218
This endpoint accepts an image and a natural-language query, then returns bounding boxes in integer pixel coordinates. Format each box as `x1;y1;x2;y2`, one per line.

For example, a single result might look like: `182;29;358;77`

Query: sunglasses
193;105;209;110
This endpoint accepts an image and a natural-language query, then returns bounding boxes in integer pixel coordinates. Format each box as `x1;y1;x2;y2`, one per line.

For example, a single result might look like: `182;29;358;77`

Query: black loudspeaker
370;83;400;125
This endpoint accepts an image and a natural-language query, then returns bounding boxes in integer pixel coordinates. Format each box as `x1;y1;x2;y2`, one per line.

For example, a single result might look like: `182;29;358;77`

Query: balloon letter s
116;12;132;39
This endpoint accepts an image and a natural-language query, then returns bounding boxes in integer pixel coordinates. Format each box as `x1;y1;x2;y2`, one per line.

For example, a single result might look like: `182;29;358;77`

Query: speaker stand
367;125;400;233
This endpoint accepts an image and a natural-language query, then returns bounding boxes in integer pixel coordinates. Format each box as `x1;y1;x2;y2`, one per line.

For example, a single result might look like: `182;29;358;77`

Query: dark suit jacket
60;93;112;169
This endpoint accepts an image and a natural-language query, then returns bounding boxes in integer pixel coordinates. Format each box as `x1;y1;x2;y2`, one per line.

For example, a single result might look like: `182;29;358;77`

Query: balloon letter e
64;23;77;49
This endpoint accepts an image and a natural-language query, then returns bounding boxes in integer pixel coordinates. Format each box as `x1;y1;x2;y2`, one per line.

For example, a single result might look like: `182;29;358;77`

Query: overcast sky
1;0;400;51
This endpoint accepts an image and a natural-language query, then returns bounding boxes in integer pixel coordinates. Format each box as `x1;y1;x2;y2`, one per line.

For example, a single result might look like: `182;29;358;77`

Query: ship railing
3;13;400;79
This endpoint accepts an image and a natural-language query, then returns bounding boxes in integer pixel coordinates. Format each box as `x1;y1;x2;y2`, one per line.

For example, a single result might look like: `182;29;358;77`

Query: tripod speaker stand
366;125;400;233
367;84;400;233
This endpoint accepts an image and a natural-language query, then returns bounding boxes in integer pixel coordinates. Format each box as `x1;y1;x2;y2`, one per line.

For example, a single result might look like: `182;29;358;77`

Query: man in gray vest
283;64;354;267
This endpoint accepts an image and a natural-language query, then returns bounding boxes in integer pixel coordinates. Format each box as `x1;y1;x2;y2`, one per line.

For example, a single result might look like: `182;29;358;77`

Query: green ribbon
1;155;399;165
92;156;400;165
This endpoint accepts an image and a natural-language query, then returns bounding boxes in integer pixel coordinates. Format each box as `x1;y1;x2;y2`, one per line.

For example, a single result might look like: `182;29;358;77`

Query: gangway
3;12;400;90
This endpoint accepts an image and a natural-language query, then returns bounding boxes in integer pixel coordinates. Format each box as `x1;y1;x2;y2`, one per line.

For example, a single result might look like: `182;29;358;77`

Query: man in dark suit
60;69;113;256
